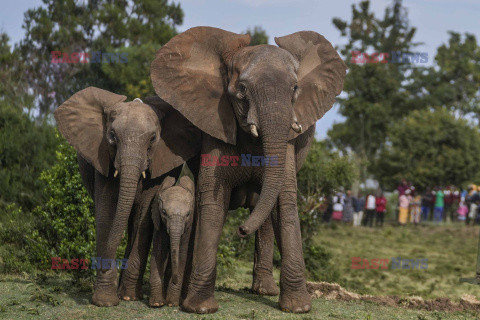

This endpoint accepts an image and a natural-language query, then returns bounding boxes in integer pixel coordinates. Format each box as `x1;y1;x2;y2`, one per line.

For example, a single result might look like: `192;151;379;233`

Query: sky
1;0;479;139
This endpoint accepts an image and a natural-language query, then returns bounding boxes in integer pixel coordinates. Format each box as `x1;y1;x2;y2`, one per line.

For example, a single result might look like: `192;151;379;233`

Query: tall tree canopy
375;108;480;189
18;0;184;118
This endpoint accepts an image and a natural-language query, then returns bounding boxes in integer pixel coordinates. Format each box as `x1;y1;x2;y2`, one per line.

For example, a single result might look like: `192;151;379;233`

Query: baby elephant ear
159;176;176;191
275;32;347;139
54;87;127;176
178;176;195;194
151;26;251;145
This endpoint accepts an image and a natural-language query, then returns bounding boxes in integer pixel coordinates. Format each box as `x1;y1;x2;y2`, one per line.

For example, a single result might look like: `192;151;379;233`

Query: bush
0;102;57;210
26;132;95;276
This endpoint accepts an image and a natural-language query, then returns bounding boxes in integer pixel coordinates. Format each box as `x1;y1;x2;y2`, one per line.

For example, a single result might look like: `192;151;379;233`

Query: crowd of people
396;179;480;225
319;179;480;227
323;188;387;227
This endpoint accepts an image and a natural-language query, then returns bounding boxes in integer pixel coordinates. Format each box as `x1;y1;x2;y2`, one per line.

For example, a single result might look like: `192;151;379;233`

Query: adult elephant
54;87;200;306
151;27;346;313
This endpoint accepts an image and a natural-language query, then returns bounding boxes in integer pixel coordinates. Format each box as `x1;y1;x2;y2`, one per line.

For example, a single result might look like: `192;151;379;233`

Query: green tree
0;102;56;210
411;32;480;120
19;0;184;117
297;140;356;197
375;108;480;190
328;0;420;184
244;26;269;45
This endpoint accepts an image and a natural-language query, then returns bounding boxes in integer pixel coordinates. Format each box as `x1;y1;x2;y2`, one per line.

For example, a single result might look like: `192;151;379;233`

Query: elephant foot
92;286;120;307
181;295;219;314
166;292;180;307
279;289;312;313
118;281;143;301
252;273;279;296
149;293;166;308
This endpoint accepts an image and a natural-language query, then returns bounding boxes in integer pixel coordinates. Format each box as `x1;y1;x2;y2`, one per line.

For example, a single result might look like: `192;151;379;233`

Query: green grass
1;223;480;319
315;223;480;299
0;273;477;319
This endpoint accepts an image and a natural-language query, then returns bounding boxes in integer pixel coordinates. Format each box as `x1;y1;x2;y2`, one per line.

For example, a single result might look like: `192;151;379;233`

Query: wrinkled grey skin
229;126;314;297
54;88;200;307
149;176;195;307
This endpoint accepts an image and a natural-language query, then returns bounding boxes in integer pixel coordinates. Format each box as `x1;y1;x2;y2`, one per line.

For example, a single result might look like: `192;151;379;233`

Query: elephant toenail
123;296;130;301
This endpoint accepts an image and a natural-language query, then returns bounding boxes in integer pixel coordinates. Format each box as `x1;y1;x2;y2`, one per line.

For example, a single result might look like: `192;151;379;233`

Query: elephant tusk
250;124;259;138
114;170;119;178
292;122;302;133
142;171;146;179
133;98;143;103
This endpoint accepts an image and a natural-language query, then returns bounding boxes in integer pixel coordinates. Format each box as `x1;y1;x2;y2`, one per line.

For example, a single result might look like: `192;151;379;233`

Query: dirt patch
307;282;480;312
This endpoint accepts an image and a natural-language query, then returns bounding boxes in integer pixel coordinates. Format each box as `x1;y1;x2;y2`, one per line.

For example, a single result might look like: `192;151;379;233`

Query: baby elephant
149;175;195;307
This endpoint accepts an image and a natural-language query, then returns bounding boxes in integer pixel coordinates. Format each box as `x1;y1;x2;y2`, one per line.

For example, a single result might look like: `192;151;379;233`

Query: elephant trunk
238;104;290;237
106;162;141;255
169;217;184;284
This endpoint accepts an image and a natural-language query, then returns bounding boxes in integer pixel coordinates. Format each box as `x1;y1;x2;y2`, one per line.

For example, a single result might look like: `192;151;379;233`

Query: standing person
343;190;354;224
421;188;433;222
353;192;365;227
444;186;453;222
410;192;421;225
332;195;344;221
365;193;376;227
375;190;387;227
398;189;410;225
397;178;409;196
434;187;445;222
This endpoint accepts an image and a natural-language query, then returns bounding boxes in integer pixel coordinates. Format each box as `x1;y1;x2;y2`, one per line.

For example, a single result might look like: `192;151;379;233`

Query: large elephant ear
150;26;251;145
275;32;347;139
144;96;202;179
54;87;127;176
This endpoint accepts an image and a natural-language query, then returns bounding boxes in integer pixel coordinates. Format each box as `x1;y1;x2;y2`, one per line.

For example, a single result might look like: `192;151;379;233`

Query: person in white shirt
365;193;376;227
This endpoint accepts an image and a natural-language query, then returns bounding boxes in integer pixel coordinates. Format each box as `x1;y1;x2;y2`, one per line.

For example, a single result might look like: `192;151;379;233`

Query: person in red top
375;190;387;227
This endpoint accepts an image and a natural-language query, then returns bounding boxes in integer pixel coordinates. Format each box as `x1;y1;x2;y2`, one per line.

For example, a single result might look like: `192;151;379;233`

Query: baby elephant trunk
168;216;185;285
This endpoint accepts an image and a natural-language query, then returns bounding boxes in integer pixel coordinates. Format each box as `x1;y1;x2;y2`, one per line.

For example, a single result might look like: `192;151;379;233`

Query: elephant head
54;87;200;254
151;27;346;237
152;176;194;285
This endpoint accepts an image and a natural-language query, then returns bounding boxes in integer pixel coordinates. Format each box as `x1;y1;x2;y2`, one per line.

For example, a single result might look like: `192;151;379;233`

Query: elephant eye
237;83;247;99
108;129;117;144
293;84;298;93
150;133;156;143
161;209;167;215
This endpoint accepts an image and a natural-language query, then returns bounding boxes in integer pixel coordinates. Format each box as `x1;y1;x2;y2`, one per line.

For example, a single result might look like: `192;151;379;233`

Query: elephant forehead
161;187;193;214
111;111;158;135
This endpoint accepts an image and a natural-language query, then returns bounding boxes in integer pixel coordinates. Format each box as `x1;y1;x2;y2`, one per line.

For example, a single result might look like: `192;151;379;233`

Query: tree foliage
245;26;269;45
27;132;95;269
297;140;357;197
0;102;56;210
19;0;184;117
375;108;480;189
329;0;420;181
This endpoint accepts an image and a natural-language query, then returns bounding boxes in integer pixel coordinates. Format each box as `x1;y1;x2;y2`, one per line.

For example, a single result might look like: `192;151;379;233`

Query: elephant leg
118;208;153;301
182;185;230;314
273;147;311;313
149;227;168;307
252;214;279;296
92;171;120;307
